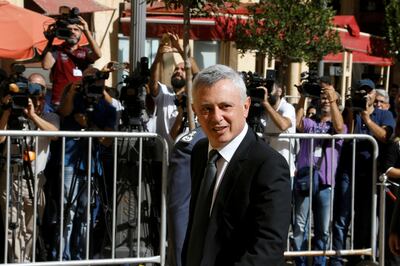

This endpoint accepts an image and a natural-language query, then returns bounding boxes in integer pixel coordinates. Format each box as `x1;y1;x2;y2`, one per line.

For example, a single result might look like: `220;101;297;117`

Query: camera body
242;71;275;102
350;91;367;112
241;70;276;132
0;65;30;112
77;70;109;112
119;57;150;127
297;71;322;98
0;65;43;130
44;6;80;40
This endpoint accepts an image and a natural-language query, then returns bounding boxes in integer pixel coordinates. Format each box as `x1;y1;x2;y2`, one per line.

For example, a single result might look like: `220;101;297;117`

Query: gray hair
192;64;247;102
375;88;389;103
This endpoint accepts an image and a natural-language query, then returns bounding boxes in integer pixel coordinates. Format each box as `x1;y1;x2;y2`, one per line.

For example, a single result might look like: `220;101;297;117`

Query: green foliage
235;0;342;63
384;0;400;61
146;0;236;15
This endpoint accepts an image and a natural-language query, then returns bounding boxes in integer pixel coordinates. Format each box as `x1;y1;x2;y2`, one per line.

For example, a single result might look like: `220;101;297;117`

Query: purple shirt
296;118;347;186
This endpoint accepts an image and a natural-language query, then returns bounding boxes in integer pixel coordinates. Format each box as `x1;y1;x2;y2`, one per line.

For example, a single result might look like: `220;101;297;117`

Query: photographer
0;82;59;262
332;79;395;265
42;11;102;108
56;67;117;260
149;32;199;151
293;82;346;266
259;81;296;177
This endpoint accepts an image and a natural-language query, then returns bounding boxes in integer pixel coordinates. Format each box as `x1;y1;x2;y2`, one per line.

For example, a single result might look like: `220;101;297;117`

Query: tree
234;0;342;79
147;0;235;130
384;0;400;62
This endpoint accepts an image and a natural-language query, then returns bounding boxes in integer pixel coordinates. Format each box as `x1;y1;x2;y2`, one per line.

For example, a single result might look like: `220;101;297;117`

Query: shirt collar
209;123;248;163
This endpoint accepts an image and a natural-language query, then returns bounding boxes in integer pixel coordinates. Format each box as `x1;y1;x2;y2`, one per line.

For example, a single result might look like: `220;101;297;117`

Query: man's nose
210;108;223;122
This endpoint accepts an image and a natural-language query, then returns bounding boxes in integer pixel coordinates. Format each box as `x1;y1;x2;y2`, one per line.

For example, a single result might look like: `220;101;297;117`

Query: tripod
114;107;161;258
1;135;41;263
62;135;113;260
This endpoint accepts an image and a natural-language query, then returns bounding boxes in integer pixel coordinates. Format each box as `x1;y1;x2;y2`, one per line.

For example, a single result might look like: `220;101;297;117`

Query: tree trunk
183;3;195;130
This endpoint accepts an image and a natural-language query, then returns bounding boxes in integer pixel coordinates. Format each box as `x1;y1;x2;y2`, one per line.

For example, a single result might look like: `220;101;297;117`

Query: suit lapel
211;128;255;216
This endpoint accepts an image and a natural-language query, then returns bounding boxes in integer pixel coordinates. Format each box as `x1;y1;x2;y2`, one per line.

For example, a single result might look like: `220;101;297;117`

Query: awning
322;15;393;66
121;16;224;41
324;51;393;66
31;0;113;15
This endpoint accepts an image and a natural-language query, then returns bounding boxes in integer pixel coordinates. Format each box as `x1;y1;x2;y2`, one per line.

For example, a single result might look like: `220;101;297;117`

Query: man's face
390;87;399;98
171;63;186;90
31;93;45;115
374;95;390;110
319;95;331;114
192;79;250;149
66;24;82;45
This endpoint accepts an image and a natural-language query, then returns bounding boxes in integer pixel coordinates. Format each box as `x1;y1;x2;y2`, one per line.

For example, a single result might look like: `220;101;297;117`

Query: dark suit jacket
182;128;291;266
391;198;400;235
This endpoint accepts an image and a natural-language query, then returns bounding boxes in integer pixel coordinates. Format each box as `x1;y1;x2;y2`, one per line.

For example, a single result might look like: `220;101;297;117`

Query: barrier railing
0;130;168;266
274;133;381;264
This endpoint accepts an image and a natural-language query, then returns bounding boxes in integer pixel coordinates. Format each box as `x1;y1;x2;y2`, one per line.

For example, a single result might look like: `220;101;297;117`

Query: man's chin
66;38;79;45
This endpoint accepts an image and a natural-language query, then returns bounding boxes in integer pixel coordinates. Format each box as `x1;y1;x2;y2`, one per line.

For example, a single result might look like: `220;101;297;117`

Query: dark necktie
186;149;220;266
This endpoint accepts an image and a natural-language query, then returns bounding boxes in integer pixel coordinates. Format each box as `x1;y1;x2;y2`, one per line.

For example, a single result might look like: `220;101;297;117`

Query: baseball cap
356;79;375;91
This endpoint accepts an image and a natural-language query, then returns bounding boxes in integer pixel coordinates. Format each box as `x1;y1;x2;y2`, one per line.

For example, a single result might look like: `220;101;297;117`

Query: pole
130;0;146;72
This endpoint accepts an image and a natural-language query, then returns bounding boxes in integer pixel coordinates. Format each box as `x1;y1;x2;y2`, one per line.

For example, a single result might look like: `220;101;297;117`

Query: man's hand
321;85;338;103
74;113;88;128
23;98;36;120
258;86;269;107
168;32;183;53
78;16;89;32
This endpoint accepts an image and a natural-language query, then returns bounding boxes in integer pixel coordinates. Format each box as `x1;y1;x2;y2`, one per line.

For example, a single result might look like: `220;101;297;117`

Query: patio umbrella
0;0;87;60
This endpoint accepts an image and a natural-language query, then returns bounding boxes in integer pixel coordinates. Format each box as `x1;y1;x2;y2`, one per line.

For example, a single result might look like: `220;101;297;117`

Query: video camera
77;70;109;112
44;6;80;40
295;71;322;98
242;70;275;102
119;57;150;129
0;65;44;129
347;80;375;112
241;70;276;133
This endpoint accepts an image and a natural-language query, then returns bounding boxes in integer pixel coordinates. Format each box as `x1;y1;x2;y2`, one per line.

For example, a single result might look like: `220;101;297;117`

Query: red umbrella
0;0;87;60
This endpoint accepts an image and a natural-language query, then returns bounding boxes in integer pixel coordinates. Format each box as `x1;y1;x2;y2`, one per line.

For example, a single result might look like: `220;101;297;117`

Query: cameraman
42;15;102;108
259;82;296;177
293;83;346;266
149;32;199;151
57;67;117;260
332;79;395;266
0;83;59;262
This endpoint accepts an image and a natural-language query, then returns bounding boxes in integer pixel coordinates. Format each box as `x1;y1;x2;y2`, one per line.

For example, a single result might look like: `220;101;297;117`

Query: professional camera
241;70;275;133
77;70;109;112
349;90;368;112
119;57;150;129
242;70;275;102
0;65;44;129
295;71;322;98
44;6;80;40
1;65;30;112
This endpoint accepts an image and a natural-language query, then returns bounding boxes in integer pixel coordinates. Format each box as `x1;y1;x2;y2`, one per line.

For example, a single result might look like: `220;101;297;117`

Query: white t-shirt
153;82;179;152
262;97;297;176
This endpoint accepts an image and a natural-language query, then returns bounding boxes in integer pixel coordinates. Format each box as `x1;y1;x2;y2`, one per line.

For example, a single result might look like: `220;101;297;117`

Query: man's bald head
28;73;46;88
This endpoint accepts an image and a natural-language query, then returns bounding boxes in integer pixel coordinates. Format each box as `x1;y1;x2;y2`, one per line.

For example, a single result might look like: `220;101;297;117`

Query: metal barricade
274;133;381;265
0;130;168;266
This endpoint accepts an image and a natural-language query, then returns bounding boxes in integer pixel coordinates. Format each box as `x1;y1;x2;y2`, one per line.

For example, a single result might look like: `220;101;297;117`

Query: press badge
73;67;83;77
314;146;322;158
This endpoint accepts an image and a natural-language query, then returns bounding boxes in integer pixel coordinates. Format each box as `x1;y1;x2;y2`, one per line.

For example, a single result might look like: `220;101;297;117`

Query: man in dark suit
182;64;291;266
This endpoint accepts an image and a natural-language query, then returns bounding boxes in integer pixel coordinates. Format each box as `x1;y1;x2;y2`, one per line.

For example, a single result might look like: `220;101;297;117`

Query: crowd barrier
0;130;168;266
277;133;383;265
0;131;389;265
